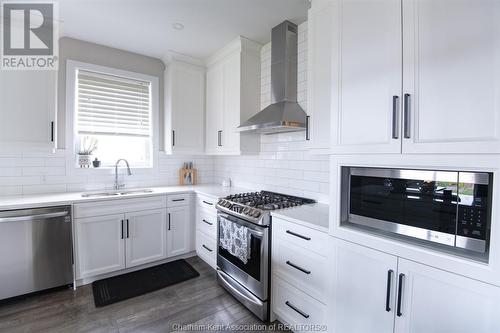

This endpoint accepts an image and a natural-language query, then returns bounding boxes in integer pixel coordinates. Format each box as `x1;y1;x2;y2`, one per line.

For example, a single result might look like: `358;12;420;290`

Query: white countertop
271;203;329;233
0;184;250;211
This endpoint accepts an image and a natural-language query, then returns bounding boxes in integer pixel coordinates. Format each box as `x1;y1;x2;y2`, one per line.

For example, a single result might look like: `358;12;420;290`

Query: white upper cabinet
331;0;500;154
205;37;261;155
330;0;403;154
0;70;56;151
164;60;205;154
307;0;334;153
402;0;500;153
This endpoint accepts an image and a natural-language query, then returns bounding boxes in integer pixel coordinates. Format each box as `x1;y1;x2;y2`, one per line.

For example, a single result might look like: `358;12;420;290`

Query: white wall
0;22;329;202
213;22;330;203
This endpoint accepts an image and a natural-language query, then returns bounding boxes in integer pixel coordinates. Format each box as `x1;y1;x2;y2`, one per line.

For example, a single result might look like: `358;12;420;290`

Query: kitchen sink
81;189;154;198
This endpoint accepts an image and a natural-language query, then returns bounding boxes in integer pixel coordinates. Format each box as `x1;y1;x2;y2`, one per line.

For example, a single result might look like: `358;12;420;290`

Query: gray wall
57;37;165;149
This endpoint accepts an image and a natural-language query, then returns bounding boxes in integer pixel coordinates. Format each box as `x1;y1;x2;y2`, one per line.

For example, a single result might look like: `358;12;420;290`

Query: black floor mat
92;259;199;307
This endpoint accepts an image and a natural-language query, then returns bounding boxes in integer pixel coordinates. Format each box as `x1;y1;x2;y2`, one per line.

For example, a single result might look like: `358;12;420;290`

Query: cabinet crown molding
205;36;262;67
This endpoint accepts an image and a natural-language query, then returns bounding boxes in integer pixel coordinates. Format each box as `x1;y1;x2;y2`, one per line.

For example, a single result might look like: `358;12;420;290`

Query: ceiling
59;0;309;61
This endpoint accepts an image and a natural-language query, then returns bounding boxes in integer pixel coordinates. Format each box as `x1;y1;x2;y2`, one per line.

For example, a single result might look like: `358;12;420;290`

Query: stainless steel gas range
215;191;315;321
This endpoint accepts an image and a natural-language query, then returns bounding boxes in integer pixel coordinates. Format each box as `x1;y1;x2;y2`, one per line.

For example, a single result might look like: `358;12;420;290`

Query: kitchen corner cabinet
205;37;261;155
330;0;500;154
331;238;500;333
306;0;334;153
164;60;205;154
0;70;57;151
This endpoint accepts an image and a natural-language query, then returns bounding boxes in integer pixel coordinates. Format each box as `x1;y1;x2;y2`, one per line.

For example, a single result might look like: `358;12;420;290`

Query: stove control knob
252;210;261;218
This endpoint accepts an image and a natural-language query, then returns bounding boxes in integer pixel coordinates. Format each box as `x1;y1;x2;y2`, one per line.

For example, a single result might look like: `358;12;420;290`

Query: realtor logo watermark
1;1;58;69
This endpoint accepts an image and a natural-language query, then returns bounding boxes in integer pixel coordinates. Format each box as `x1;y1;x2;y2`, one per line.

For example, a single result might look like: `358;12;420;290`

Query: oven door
217;212;269;301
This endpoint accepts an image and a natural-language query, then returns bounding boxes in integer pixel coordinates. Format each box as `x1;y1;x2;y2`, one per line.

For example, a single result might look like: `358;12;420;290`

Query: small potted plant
77;136;98;168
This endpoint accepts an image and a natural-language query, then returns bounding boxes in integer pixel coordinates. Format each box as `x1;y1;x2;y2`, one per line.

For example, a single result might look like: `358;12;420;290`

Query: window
75;68;153;167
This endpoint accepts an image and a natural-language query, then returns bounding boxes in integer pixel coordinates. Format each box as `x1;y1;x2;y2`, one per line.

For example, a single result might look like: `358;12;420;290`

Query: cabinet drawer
167;193;191;207
196;207;217;237
74;196;167;219
273;238;328;303
196;230;216;269
273;276;327;332
273;218;329;256
196;194;217;212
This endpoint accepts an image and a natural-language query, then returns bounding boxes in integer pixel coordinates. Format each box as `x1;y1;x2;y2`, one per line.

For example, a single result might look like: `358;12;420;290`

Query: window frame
65;60;159;172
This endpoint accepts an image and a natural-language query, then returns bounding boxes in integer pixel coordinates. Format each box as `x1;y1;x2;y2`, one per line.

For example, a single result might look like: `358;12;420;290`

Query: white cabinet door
330;0;402;154
331;238;397;333
395;258;500;333
402;0;500;154
75;214;125;278
125;209;167;268
221;51;241;153
167;205;191;257
306;0;334;153
0;70;56;150
205;63;224;154
166;61;205;154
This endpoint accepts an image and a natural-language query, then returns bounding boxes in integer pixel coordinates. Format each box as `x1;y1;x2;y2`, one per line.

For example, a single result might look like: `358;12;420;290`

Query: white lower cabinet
74;195;196;281
271;217;329;331
75;214;126;278
125;209;167;268
166;205;191;257
195;194;218;268
331;237;500;333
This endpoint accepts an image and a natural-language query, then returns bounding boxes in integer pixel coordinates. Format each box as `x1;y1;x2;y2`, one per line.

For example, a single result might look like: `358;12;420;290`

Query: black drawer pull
286;230;311;241
285;301;309;319
397;273;405;317
202;219;213;226
172;198;185;202
202;200;213;206
202;244;213;252
386;270;393;312
286;261;311;275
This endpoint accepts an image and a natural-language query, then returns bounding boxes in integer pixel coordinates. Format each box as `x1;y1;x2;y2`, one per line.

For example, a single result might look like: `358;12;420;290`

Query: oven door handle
218;213;266;237
216;269;264;307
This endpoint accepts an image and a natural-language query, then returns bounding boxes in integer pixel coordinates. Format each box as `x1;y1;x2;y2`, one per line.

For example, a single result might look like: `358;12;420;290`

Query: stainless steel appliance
237;21;308;134
216;191;315;320
341;167;492;253
0;206;73;301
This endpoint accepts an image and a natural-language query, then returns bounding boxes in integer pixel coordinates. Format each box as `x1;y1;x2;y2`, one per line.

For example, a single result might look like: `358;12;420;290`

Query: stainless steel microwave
340;167;493;253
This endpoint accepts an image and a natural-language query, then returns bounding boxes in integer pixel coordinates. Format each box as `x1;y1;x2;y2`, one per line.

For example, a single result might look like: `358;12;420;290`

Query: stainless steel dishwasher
0;206;73;300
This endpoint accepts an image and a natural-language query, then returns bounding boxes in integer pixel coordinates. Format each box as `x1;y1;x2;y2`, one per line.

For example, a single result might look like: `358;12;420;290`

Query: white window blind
76;69;151;137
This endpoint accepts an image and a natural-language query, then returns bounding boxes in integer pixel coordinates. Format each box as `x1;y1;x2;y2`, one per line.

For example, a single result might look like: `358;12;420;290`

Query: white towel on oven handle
219;217;250;264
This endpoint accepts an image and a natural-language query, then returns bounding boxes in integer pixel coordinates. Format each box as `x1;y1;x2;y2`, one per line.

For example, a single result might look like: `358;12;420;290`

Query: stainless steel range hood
238;21;306;134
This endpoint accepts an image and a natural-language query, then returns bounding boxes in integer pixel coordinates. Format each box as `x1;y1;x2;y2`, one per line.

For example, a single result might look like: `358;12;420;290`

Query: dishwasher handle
0;211;69;223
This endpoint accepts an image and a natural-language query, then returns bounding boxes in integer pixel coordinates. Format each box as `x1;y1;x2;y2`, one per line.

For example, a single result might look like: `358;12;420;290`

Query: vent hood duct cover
238;20;307;134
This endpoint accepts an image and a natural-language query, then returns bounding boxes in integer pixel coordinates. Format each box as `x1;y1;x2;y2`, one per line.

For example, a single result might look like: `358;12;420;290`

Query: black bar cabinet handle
202;244;213;252
50;121;54;142
286;230;311;241
285;301;310;319
217;130;222;146
121;220;124;239
305;115;310;141
286;261;311;275
202;219;213;226
168;213;171;230
172;130;175;147
386;270;393;312
397;273;405;317
392;96;399;139
404;94;411;139
203;200;213;206
126;219;129;238
172;198;185;202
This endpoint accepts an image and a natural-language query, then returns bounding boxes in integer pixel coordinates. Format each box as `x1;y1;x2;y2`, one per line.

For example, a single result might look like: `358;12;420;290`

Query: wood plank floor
0;257;287;332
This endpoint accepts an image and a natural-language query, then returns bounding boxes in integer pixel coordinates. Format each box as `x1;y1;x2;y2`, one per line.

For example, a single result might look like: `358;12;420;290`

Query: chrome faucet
114;159;132;190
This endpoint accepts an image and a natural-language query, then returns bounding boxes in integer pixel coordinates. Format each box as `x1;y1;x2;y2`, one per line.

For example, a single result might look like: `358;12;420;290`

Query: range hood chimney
238;20;307;134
